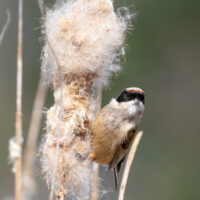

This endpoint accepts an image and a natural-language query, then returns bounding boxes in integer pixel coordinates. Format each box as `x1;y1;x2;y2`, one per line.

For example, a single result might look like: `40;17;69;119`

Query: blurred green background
0;0;200;199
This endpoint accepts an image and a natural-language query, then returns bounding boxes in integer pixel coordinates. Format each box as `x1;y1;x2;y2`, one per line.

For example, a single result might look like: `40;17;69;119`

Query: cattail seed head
40;0;131;198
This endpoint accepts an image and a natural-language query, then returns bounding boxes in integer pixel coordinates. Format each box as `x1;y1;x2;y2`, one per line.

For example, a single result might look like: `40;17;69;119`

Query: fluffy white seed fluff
9;137;21;173
42;0;129;86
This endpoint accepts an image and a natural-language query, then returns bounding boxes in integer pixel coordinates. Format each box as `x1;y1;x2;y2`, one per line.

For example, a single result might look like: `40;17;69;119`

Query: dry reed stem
118;131;143;200
0;9;11;47
22;1;48;197
15;0;23;200
23;75;47;197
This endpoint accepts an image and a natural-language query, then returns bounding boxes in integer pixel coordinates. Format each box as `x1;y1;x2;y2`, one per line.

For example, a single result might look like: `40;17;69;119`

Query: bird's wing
109;146;127;190
109;129;136;170
109;145;124;169
109;129;136;189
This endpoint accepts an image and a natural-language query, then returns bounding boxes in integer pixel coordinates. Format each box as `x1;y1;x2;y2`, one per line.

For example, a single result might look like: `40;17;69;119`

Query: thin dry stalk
23;75;47;197
0;9;11;47
15;0;23;200
118;131;143;200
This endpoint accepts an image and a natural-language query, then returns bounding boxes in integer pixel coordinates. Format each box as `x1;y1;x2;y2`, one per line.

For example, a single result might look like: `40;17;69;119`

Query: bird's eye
134;93;145;105
127;92;145;105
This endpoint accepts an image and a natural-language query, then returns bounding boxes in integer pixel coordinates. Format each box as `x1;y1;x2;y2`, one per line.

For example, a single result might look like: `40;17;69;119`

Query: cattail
40;0;130;199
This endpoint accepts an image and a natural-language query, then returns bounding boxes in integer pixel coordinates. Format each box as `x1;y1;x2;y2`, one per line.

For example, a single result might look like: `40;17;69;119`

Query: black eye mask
116;90;145;105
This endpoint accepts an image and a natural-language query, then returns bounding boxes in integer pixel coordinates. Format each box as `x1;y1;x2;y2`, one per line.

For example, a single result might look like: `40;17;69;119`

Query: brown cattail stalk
118;131;143;200
15;0;23;200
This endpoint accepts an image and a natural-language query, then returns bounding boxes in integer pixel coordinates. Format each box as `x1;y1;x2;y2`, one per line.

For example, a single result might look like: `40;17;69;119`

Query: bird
89;87;145;189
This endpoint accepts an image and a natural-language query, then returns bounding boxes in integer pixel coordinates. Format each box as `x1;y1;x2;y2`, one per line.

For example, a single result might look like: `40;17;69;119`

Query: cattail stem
15;0;23;200
118;131;143;200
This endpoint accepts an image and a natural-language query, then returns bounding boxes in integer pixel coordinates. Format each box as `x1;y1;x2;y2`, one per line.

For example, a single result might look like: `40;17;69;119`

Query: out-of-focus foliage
0;0;199;199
